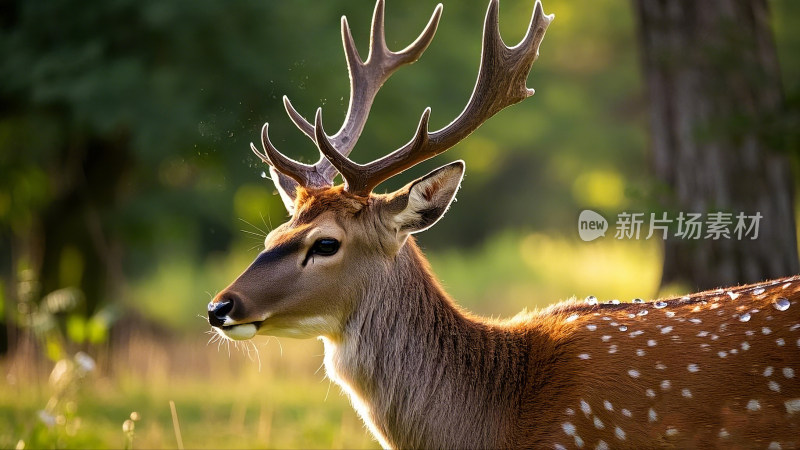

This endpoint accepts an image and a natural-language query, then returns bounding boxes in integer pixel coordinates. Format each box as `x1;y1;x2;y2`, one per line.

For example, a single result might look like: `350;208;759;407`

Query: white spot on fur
593;416;604;429
587;324;597;331
646;389;656;398
601;335;611;342
682;388;692;398
604;400;613;411
747;399;761;411
636;349;646;356
785;398;800;414
665;427;679;437
764;366;774;377
769;381;781;392
776;338;785;346
574;436;585;448
562;422;576;436
580;399;591;415
768;442;782;450
688;364;699;373
595;440;609;450
566;314;579;323
660;380;671;390
741;342;750;351
648;339;657;347
565;408;575;416
661;326;673;334
614;426;626;440
719;428;729;438
762;327;772;335
578;353;591;360
697;331;709;337
718;351;727;358
656;362;667;370
784;368;795;379
648;408;657;422
621;408;632;418
628;369;640;378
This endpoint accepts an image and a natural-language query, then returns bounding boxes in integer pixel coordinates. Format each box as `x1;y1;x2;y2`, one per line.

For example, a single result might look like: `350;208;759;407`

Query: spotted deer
208;0;800;448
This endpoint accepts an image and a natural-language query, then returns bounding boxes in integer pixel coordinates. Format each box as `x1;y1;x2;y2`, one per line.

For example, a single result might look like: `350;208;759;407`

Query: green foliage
428;231;662;316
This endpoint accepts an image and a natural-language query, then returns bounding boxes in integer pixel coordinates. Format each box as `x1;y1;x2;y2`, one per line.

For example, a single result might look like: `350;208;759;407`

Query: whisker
263;336;284;357
259;211;273;233
253;341;263;372
314;358;326;376
324;377;333;402
239;217;268;237
239;229;267;239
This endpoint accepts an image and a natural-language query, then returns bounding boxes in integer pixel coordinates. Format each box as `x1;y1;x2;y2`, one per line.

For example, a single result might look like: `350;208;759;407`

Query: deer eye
311;238;340;256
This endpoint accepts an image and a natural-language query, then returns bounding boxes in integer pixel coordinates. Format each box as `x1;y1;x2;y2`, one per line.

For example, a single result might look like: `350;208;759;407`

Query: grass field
2;337;378;449
1;233;661;449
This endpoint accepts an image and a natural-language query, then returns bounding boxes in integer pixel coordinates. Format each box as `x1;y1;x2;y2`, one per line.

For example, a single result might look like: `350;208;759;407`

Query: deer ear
270;167;299;214
386;161;465;238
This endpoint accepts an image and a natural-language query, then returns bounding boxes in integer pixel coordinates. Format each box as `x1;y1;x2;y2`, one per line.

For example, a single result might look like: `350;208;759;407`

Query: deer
207;0;800;448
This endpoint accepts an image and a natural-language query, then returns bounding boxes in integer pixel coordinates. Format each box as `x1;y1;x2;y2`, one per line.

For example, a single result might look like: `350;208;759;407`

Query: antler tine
283;96;315;141
339;0;553;196
518;0;550;65
346;108;431;194
275;0;443;186
254;123;326;188
313;109;362;189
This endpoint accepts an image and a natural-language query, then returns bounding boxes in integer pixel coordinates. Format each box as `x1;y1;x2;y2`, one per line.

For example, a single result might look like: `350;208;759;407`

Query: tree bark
634;0;798;291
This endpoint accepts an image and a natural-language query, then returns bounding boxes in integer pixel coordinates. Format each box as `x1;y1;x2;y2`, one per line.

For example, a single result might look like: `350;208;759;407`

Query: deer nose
208;297;235;327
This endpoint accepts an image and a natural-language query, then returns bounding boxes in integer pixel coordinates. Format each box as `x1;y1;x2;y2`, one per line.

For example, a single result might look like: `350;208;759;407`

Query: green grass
1;338;378;449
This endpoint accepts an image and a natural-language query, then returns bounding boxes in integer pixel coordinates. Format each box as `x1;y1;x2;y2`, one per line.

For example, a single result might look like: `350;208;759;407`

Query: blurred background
1;0;798;448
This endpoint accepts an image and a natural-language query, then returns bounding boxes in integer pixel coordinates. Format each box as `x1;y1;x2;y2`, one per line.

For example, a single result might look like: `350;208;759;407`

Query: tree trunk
634;0;798;291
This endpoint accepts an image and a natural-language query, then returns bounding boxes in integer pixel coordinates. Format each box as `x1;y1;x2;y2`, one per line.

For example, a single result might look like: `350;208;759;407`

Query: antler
316;0;553;196
251;0;443;191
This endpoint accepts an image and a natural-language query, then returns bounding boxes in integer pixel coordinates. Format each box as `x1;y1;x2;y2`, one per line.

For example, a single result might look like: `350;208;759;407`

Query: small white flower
38;410;56;427
74;352;96;373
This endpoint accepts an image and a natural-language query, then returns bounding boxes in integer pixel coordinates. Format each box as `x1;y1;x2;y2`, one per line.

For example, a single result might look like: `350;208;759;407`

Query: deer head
208;0;553;341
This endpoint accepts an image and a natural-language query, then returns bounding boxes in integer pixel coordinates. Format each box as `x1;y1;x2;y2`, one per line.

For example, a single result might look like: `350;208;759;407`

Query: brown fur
325;232;800;448
216;184;800;449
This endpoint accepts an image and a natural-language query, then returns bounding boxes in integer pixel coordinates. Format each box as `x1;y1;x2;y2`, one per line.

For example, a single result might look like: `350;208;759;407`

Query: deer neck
321;238;527;449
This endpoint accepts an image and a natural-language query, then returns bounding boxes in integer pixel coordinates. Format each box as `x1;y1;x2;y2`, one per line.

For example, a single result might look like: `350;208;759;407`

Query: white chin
219;323;258;340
